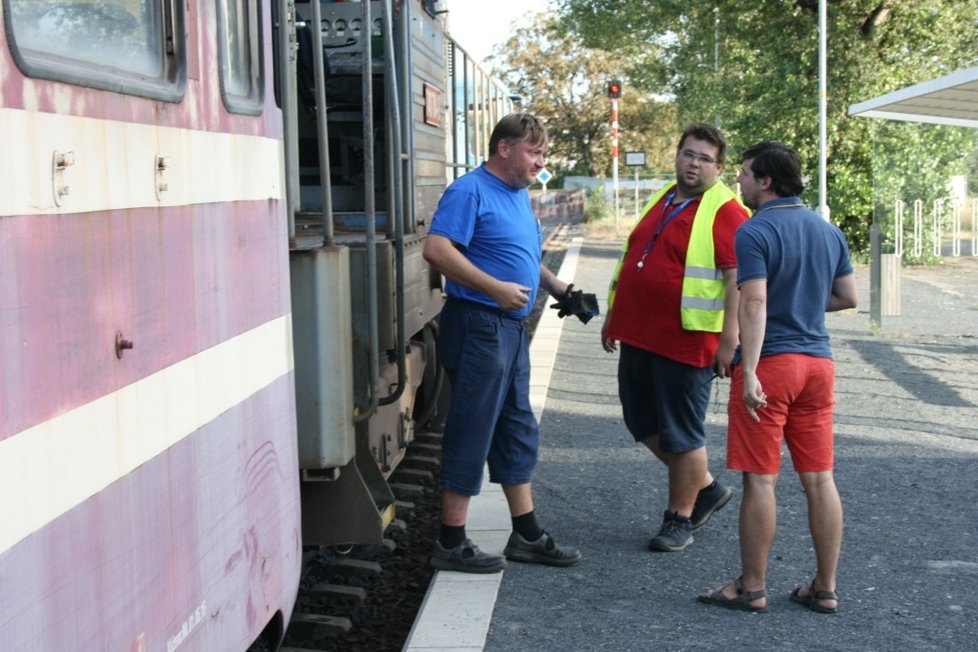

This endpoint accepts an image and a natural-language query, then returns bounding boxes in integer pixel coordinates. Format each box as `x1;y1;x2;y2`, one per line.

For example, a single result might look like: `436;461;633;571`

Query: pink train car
0;1;509;649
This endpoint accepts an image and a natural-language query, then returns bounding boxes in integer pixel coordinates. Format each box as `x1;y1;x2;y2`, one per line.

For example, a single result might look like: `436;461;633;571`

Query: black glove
549;284;600;324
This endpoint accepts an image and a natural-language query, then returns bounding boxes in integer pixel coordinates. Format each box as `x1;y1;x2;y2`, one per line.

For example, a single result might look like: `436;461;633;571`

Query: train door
275;0;443;547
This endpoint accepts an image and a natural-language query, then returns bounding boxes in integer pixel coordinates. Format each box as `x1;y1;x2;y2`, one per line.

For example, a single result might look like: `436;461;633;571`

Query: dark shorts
438;298;539;495
618;343;714;453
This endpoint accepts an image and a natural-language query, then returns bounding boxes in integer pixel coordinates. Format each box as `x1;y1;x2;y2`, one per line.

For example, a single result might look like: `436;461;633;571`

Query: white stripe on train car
0;107;283;216
0;314;294;555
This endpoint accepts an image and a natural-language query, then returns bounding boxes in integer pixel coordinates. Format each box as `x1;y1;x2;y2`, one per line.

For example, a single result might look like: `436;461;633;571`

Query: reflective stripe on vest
607;180;744;332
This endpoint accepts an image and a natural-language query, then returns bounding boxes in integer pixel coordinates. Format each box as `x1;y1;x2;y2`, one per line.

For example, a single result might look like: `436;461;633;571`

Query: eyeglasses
679;149;718;165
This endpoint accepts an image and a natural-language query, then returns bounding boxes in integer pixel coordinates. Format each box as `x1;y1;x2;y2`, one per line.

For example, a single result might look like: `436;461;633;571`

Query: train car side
0;2;300;650
0;0;514;649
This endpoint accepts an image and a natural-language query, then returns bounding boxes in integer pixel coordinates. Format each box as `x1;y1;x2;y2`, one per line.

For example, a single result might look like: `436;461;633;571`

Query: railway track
280;431;443;652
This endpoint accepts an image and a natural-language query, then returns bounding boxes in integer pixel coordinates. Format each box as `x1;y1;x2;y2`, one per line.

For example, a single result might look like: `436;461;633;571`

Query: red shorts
728;354;836;474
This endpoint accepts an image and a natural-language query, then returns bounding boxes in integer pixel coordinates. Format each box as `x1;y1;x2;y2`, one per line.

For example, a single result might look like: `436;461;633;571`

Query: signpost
536;168;553;192
624;150;646;222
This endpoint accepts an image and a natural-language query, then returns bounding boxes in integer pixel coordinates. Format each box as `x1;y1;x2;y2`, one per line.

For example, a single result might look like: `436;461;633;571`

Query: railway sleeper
389;482;425;498
399;454;440;472
286;612;353;635
412;431;443;447
334;540;398;560
308;582;367;604
393;500;416;514
390;468;434;483
321;558;383;577
407;442;442;459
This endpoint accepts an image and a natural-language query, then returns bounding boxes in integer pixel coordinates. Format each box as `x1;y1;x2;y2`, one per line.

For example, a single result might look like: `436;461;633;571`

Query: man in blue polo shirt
423;113;582;573
699;141;856;613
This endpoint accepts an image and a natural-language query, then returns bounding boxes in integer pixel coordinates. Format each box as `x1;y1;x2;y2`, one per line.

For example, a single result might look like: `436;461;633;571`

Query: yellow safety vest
607;181;745;332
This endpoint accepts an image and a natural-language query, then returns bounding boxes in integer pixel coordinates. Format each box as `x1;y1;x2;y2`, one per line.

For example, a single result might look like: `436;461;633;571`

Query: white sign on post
624;151;646;167
624;152;646;221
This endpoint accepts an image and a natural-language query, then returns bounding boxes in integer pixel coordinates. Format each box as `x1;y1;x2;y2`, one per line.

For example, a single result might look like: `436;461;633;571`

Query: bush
584;187;611;223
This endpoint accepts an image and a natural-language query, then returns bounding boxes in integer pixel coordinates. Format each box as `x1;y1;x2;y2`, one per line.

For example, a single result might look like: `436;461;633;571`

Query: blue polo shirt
735;197;853;359
429;164;543;319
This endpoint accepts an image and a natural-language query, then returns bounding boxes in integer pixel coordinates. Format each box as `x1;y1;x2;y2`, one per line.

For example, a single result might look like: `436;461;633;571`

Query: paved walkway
405;236;978;652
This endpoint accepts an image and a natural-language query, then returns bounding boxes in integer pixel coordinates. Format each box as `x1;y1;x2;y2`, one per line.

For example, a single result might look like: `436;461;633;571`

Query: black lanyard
635;190;697;271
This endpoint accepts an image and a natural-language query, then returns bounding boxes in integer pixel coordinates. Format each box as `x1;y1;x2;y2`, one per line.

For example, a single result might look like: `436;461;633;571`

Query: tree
486;14;676;183
557;0;978;255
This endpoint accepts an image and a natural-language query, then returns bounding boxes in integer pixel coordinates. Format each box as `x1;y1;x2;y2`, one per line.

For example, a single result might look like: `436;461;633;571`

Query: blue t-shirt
735;197;853;359
429;164;543;319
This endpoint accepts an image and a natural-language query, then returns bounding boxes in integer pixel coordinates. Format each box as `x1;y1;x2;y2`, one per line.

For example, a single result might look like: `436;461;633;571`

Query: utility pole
818;0;829;221
608;80;622;234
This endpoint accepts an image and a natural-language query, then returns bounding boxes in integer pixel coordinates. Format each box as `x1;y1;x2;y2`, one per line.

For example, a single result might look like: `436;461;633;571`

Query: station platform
404;233;978;652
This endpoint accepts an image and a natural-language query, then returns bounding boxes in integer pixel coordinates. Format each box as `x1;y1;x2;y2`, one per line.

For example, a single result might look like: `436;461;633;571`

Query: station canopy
848;66;978;128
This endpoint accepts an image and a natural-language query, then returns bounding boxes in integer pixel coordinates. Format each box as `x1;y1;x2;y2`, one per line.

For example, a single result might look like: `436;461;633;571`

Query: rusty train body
0;1;508;649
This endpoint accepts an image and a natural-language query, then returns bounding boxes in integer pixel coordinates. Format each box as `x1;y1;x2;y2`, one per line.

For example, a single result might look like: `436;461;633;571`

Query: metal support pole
278;0;301;241
611;97;619;234
310;0;334;245
818;0;829;221
354;0;380;423
634;168;639;220
870;223;881;329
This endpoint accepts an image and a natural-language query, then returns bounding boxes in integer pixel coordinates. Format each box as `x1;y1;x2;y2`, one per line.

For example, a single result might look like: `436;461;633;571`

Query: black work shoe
430;538;507;573
690;481;733;530
503;531;582;567
648;511;694;552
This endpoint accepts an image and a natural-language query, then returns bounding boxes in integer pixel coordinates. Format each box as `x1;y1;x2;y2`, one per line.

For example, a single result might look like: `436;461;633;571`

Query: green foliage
868;121;973;264
584;186;611;223
556;0;978;255
486;14;677;179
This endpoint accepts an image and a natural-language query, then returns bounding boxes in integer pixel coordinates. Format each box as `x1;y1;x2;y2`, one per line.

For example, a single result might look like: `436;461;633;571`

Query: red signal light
607;80;622;99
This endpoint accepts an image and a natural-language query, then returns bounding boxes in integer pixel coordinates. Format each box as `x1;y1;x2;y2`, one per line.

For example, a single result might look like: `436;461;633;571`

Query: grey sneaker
431;538;507;573
648;511;694;552
504;531;582;567
690;481;733;530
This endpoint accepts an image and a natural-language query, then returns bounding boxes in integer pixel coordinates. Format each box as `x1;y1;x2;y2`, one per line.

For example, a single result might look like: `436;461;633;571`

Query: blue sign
536;168;553;184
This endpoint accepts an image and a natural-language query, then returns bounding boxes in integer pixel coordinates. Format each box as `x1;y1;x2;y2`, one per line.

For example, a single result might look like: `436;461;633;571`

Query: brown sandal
790;581;839;614
698;577;768;613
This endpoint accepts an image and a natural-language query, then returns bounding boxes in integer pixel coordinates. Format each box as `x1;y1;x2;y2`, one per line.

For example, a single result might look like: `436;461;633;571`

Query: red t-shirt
608;189;748;367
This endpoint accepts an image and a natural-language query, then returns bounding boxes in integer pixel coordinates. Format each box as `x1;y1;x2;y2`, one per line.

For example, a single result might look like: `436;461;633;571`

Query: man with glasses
602;123;748;552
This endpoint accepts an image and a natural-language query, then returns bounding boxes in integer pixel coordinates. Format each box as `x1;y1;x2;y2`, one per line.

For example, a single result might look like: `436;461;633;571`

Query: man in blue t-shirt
423;113;582;573
699;141;857;614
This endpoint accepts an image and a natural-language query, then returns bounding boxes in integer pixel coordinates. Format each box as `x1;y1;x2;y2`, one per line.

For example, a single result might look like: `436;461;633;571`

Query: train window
4;0;184;101
217;0;263;115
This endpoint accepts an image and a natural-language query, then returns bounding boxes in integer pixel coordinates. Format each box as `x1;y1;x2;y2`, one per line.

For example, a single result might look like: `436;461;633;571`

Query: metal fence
559;175;978;261
529;189;587;224
890;197;978;259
